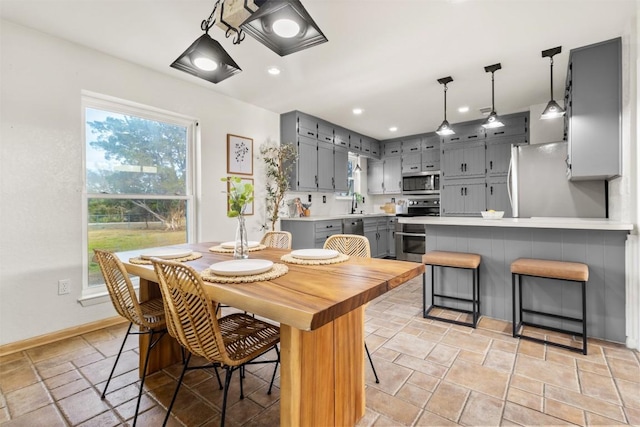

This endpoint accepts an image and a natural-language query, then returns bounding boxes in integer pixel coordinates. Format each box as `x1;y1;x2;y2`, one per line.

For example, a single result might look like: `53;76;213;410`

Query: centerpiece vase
234;214;249;259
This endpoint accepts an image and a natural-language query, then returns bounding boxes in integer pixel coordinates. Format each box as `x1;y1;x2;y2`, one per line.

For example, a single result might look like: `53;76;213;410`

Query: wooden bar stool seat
511;258;589;355
422;251;481;328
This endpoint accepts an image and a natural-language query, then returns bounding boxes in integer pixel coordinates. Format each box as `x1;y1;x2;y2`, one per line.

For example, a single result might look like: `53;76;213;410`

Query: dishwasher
342;217;364;235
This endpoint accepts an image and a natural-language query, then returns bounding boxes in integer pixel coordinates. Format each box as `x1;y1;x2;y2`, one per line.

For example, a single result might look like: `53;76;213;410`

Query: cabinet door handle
315;175;318;186
411;147;418;151
426;165;434;168
307;131;315;137
490;160;493;170
468;135;478;140
332;177;335;188
460;163;464;172
325;136;331;142
493;131;505;135
464;163;467;172
490;186;494;195
425;145;434;149
460;187;464;196
411;166;418;170
464;187;468;196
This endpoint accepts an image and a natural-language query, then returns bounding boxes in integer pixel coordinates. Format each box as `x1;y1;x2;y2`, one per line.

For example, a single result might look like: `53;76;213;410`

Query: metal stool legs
423;264;480;328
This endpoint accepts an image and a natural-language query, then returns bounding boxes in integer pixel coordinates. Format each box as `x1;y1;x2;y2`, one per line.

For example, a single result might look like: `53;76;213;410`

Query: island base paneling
425;225;627;343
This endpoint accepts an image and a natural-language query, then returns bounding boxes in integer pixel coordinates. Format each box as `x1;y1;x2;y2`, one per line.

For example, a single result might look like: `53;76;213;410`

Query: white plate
290;249;340;260
219;241;261;249
140;248;193;260
209;259;274;277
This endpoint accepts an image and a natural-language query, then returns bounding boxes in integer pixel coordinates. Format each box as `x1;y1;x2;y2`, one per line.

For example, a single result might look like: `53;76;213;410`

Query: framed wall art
227;177;254;216
227;134;253;175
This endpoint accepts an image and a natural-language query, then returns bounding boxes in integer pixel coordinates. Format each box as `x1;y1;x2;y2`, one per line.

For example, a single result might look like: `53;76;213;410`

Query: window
82;92;196;303
338;154;361;198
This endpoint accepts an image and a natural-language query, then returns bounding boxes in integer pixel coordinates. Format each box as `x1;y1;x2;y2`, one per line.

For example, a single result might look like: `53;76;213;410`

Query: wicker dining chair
323;234;380;383
260;230;292;249
151;258;280;427
93;249;166;427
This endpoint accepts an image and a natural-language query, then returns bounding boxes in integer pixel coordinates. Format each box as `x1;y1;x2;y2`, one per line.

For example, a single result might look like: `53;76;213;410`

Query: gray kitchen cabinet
370;140;381;158
383;156;402;194
421;134;440;151
402;153;422;174
334;145;349;192
296;135;319;191
566;37;621;180
367;159;385;194
349;134;362;152
402;137;421;154
368;157;401;195
361;137;372;156
441;179;486;216
280;219;342;249
486;177;512;217
364;217;389;258
442;122;485;144
442;140;485;179
317;142;335;191
317;121;334;145
422;148;440;172
297;114;317;139
387;217;397;257
334;127;349;148
383;141;402;157
484;114;528;139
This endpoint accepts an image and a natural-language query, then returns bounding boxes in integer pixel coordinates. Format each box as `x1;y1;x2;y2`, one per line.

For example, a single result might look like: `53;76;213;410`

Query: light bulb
273;19;300;38
193;57;217;71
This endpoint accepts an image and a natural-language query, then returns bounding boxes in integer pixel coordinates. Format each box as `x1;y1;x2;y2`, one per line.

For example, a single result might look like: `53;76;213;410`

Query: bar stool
511;258;589;355
422;251;481;328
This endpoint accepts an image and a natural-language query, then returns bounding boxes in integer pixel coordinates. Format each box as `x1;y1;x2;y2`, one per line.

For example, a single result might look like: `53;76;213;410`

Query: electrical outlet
362;197;365;204
308;194;312;203
58;279;70;295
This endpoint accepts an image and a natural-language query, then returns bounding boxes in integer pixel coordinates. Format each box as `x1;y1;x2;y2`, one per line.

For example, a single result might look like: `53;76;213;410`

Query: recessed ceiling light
389;126;398;132
458;106;470;113
352;108;363;115
267;66;281;75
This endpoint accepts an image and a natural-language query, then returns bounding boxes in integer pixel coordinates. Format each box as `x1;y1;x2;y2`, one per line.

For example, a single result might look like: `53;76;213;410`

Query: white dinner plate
209;259;274;277
219;241;261;249
140;248;193;260
290;249;340;260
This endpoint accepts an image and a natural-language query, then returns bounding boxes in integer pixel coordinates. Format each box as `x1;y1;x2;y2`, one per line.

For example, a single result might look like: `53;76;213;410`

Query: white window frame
79;91;197;305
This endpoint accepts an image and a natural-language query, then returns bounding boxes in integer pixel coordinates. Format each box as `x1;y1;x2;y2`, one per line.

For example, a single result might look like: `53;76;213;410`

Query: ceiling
1;0;636;140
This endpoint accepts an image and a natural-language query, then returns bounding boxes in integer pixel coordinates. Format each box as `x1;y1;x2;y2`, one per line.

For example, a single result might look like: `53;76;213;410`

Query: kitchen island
398;216;634;344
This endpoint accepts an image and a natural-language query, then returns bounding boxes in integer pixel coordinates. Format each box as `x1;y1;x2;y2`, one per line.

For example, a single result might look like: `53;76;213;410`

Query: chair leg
239;366;244;399
220;368;234;427
213;365;223;390
364;342;380;384
163;353;192;427
102;322;133;399
133;329;163;427
268;345;280;395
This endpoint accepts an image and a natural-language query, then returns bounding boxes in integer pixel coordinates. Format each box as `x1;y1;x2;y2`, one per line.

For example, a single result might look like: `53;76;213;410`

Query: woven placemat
280;253;349;265
129;252;203;265
209;244;267;253
201;263;288;284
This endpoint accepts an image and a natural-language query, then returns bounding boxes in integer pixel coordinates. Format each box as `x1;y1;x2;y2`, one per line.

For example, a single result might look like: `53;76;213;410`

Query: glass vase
234;215;249;259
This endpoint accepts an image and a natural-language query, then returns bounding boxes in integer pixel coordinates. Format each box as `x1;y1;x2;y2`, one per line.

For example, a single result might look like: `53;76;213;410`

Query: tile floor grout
1;276;639;426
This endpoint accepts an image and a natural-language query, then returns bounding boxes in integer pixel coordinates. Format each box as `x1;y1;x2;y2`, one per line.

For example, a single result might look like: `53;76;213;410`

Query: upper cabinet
281;111;380;192
565;37;621;180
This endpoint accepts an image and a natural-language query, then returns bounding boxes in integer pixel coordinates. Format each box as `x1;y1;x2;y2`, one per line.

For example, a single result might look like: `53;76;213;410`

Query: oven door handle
396;232;426;237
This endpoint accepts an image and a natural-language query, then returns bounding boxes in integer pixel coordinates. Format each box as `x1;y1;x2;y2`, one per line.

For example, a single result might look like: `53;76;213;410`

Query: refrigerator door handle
509;145;519;218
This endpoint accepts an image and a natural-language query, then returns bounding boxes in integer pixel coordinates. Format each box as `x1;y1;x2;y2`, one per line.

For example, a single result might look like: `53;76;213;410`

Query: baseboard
0;316;127;357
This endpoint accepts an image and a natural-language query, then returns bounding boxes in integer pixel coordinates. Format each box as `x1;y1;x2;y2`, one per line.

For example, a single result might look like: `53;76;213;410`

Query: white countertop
398;216;634;231
281;213;395;221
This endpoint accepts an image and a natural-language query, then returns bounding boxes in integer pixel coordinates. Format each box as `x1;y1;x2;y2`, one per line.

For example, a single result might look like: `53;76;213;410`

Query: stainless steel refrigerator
509;141;607;218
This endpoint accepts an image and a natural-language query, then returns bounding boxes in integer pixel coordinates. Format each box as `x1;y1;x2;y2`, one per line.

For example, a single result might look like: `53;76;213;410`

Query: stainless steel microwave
401;172;440;195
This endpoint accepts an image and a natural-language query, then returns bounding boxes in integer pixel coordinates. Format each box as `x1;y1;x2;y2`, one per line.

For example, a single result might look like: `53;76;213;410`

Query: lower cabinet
387;217;397;257
441;179;486;216
364;217;389;258
280;219;342;249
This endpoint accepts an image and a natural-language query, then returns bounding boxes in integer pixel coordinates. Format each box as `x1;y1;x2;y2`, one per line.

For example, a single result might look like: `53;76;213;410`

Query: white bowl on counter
481;210;505;219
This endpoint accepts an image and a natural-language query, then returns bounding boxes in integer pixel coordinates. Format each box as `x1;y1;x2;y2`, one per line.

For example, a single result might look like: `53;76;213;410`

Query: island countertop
398;216;634;231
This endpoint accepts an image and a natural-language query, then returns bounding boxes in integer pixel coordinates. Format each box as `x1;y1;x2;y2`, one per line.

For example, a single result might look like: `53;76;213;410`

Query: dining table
116;241;424;427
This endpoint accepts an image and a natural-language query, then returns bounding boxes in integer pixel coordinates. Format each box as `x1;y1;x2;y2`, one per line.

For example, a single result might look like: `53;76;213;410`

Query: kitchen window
337;154;361;198
81;92;196;304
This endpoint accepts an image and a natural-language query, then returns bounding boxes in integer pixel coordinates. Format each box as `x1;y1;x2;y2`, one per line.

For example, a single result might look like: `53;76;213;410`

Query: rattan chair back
94;249;164;329
260;231;292;249
324;234;371;258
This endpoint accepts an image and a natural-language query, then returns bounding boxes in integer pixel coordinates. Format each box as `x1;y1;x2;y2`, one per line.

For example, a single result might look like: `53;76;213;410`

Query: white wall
0;21;279;345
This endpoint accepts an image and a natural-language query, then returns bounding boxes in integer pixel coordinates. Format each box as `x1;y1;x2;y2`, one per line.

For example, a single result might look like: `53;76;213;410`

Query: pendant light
540;46;565;119
240;0;328;57
481;63;504;129
436;76;455;136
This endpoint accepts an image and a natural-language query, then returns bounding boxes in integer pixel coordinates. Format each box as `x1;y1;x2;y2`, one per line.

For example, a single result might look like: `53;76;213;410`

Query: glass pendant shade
436;120;454;136
240;0;328;56
171;34;241;84
540;46;565;120
481;63;504;129
541;99;565;119
482;111;505;129
436;76;455;136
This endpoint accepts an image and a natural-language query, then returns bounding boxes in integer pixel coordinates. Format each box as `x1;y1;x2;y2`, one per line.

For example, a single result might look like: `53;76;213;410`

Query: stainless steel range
395;197;440;262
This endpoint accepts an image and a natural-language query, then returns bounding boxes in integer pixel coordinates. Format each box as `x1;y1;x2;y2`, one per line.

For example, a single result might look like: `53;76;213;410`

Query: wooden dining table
116;242;424;427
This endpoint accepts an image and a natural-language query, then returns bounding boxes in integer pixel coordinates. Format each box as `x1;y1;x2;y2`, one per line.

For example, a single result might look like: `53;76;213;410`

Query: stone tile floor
1;276;639;426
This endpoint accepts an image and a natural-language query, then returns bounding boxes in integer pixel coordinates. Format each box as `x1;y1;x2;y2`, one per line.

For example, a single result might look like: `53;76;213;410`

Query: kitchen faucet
351;192;358;214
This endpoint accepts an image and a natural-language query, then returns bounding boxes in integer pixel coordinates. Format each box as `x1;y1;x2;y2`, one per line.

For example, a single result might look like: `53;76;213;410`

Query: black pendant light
240;0;328;57
436;76;455;136
482;63;505;129
171;1;242;84
540;46;565;119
